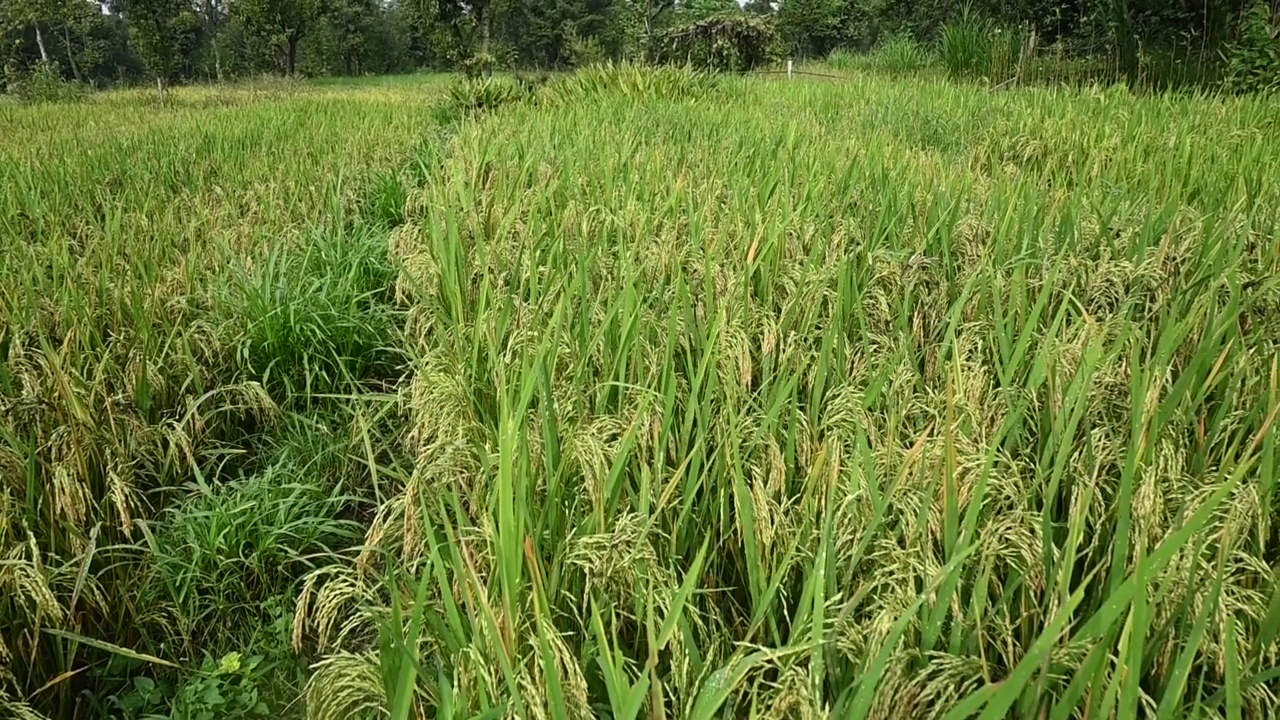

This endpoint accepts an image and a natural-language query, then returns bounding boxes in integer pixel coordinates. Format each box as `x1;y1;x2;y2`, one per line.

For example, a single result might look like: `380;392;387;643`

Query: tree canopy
1;0;1275;87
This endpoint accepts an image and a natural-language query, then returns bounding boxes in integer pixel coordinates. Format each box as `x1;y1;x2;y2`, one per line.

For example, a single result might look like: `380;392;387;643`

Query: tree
234;0;327;74
775;0;847;55
680;0;739;18
497;0;628;67
743;0;775;15
122;0;201;86
391;0;467;67
2;0;87;64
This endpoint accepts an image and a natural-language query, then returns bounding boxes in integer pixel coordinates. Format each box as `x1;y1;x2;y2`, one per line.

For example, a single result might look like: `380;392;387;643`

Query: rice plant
296;69;1280;719
0;77;442;718
5;63;1280;720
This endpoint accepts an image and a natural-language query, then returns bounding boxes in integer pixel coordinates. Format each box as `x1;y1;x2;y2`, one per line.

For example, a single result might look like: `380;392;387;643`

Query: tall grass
296;67;1280;718
940;14;993;80
830;36;936;77
0;78;442;718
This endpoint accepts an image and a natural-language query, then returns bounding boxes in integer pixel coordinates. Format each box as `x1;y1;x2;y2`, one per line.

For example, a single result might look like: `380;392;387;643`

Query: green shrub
169;653;273;720
565;27;608;68
104;652;277;720
1226;0;1280;94
653;13;780;72
460;53;497;80
3;61;88;104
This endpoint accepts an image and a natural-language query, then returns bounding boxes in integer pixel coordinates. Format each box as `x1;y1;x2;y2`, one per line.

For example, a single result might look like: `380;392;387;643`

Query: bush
460;52;497;80
653;13;780;72
1226;0;1280;94
3;61;88;104
565;27;608;68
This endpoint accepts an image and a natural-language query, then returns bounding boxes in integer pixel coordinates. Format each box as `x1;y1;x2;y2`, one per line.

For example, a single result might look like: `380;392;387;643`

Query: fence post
787;59;794;79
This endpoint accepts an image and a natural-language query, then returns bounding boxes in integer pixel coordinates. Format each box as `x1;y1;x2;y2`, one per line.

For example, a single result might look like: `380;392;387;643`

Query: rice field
5;67;1280;719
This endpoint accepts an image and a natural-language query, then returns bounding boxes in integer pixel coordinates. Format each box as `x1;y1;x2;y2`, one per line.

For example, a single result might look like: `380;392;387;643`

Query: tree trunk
286;37;298;75
35;25;50;63
62;26;82;82
479;1;491;56
214;38;224;83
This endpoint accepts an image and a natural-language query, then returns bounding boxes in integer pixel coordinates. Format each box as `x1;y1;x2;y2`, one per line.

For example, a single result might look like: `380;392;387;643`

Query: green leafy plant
169;653;272;720
653;13;780;72
564;27;607;68
1226;0;1280;93
3;61;88;104
460;52;496;80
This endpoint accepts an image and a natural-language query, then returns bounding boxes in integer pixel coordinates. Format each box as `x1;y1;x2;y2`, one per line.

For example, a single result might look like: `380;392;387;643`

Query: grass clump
444;75;530;116
231;224;403;399
867;34;935;75
940;13;993;80
299;71;1280;719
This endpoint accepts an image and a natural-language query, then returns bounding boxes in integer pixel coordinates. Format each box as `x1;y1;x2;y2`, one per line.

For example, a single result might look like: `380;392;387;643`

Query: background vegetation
2;0;1279;92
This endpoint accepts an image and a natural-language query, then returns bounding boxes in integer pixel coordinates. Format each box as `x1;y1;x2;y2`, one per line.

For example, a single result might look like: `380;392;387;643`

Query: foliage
2;60;87;102
445;75;528;114
121;0;202;82
653;12;779;71
0;0;1272;88
776;0;849;56
1226;0;1280;93
105;652;274;720
460;51;496;78
232;0;325;75
168;653;272;720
